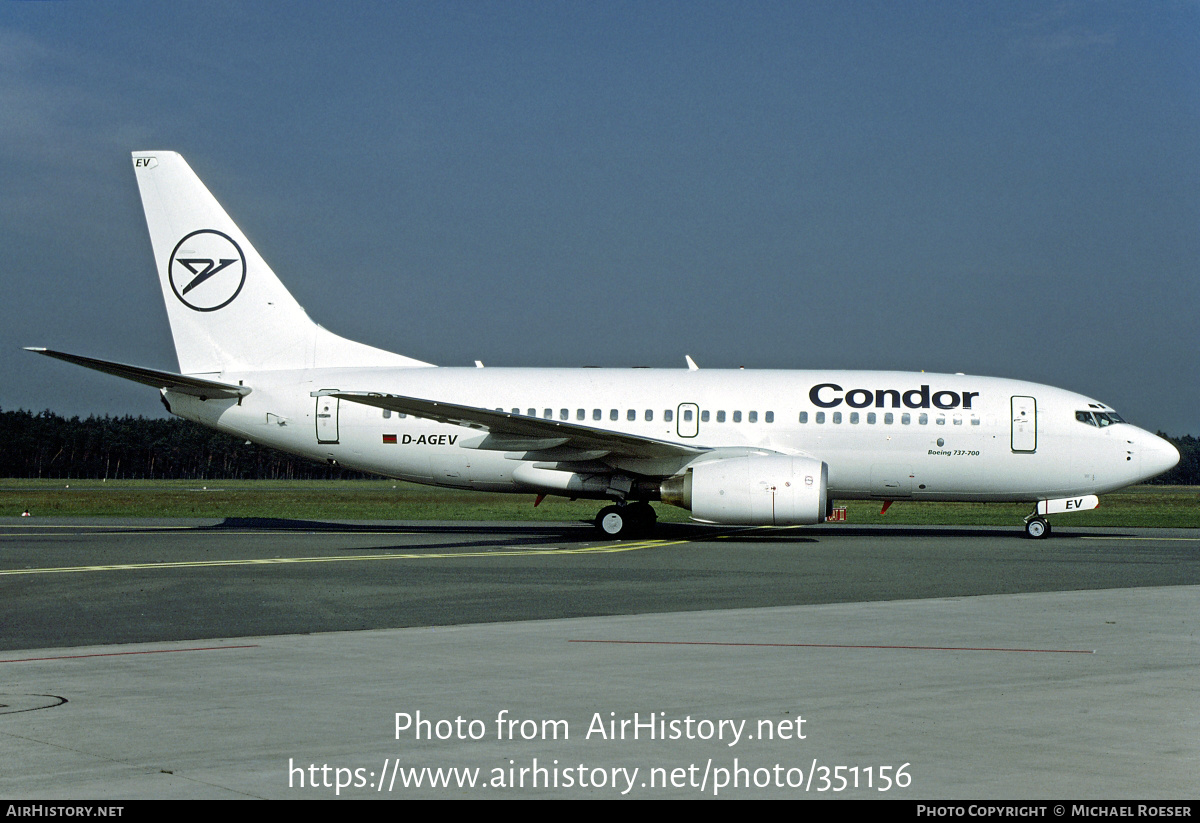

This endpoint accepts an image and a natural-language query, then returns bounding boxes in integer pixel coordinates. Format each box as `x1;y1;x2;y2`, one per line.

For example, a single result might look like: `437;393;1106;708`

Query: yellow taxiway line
0;536;699;576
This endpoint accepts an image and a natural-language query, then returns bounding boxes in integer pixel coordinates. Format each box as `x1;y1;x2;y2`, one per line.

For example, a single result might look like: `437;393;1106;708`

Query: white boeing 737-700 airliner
28;152;1180;538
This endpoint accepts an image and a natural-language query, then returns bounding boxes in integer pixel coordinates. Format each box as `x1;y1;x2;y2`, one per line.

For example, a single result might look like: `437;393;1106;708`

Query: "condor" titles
809;383;979;410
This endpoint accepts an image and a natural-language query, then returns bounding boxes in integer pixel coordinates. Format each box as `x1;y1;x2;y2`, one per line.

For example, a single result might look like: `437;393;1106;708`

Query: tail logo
168;230;247;312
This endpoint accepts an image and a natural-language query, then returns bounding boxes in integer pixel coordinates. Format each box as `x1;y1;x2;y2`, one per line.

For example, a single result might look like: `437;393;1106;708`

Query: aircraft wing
331;391;708;460
25;348;251;399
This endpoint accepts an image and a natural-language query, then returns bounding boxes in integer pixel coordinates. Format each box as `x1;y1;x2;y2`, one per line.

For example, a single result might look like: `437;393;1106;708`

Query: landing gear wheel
1025;517;1051;539
624;502;657;535
595;503;658;539
596;506;629;538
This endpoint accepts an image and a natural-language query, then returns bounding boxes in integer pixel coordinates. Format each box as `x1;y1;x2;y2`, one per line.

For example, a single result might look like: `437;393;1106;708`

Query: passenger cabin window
664;409;673;422
748;411;758;423
701;410;710;422
815;412;825;424
627;409;636;421
593;409;601;421
733;411;742;423
610;409;618;421
717;411;726;423
799;411;809;423
765;411;774;423
832;412;842;424
645;410;653;421
382;409;391;419
849;412;859;424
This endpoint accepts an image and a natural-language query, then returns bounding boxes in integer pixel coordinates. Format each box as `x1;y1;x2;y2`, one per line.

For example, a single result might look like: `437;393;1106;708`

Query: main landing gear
595;501;657;539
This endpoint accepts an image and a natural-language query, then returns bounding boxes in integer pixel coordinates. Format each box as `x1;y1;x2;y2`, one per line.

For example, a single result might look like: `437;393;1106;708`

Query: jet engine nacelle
660;454;829;526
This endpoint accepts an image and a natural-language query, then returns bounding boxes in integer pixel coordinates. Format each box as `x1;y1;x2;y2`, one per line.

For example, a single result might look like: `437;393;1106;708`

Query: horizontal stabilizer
25;348;250;399
331;391;707;461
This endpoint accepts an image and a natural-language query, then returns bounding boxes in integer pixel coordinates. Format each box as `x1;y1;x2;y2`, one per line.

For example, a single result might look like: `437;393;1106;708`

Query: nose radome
1141;432;1180;479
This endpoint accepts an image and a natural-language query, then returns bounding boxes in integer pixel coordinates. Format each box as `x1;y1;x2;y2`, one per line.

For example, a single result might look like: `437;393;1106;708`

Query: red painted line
0;644;259;663
568;639;1094;654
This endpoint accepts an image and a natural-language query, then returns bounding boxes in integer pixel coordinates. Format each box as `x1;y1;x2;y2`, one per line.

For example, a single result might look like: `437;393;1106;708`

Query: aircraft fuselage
165;366;1175;504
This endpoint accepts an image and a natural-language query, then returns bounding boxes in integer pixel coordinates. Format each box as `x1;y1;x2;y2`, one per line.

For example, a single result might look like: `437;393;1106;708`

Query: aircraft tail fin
131;151;432;375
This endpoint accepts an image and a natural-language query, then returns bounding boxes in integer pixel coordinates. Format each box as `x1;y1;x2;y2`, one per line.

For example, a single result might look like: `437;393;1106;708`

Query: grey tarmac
0;518;1197;798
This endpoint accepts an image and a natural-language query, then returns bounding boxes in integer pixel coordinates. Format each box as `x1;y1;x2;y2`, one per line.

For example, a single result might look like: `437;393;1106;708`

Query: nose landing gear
1023;514;1051;539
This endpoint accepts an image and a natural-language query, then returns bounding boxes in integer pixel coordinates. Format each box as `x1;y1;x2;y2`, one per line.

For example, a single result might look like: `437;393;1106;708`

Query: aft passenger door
316;395;340;444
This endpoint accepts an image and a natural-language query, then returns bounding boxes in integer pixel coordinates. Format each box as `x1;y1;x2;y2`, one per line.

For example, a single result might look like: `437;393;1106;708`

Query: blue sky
2;1;1197;434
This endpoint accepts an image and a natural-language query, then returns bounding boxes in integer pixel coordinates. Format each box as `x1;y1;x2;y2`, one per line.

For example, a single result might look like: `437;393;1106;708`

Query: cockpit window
1076;410;1126;427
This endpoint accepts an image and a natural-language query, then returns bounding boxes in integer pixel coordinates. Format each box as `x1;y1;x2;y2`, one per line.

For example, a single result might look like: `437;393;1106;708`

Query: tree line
1;407;1197;484
0;408;366;480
